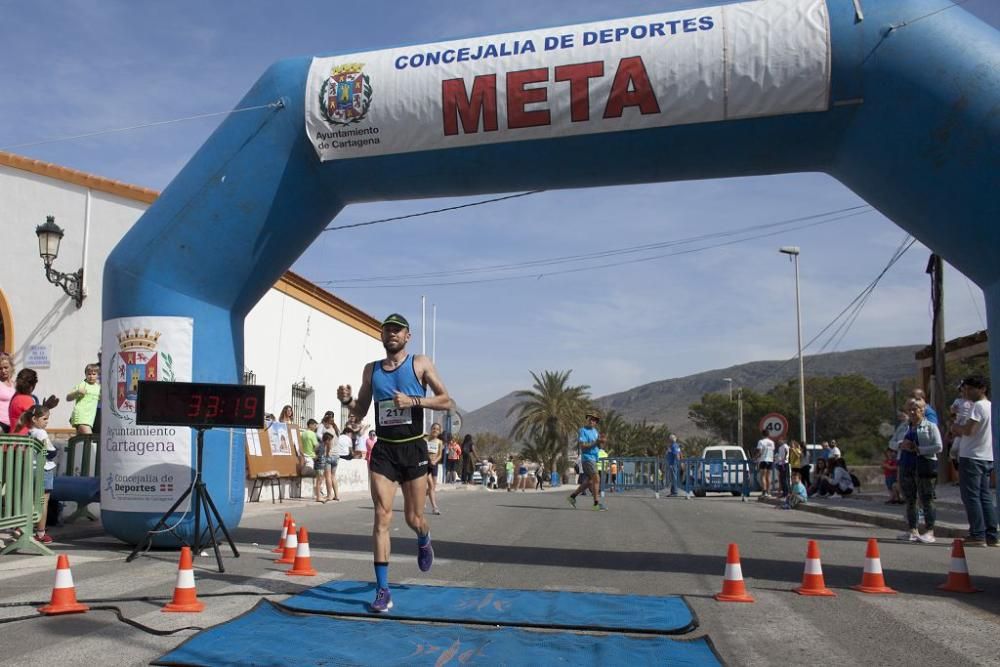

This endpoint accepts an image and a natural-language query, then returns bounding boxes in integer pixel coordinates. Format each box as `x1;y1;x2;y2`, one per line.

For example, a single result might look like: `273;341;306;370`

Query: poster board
245;423;300;478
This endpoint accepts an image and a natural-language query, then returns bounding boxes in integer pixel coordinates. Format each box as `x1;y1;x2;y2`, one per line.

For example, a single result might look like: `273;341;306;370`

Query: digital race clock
136;381;266;429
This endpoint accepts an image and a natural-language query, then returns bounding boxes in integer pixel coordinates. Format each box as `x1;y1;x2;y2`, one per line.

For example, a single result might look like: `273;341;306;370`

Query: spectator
819;458;855;498
819;440;831;461
948;381;973;473
425;423;443;515
460;434;476;484
445;435;461;482
892;398;942;543
335;424;355;462
517;459;528;491
0;353;15;433
882;447;901;504
807;458;829;497
485;459;498;489
666;434;682;497
316;431;340;502
755;430;775;498
789;440;806;489
777;472;808;510
66;363;100;436
278;404;294;424
365;429;377;463
609;459;618;493
505;456;515;492
774;436;790;498
12;405;58;542
828;439;842;461
949;375;998;547
299;418;320;498
911;388;938;424
8;369;58;427
535;464;546;490
317;411;339;443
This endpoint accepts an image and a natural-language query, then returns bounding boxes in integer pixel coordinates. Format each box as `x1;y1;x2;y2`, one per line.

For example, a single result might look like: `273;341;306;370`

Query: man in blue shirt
568;410;606;510
666;434;683;496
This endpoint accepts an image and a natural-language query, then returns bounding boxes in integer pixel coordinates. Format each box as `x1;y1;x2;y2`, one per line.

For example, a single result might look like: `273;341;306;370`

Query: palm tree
507;370;591;475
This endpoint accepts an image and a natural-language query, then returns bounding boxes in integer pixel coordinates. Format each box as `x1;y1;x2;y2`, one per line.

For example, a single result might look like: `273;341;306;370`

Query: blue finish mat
154;600;722;667
281;579;697;634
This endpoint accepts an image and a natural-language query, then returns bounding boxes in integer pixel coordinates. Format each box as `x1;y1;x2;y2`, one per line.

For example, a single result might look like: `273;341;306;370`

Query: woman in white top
820;458;854;497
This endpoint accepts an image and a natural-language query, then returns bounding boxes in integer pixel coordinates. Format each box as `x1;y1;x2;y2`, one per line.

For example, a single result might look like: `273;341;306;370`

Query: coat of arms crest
319;63;373;125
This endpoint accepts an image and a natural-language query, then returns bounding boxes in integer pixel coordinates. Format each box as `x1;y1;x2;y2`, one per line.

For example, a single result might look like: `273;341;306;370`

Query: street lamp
779;246;807;445
35;215;84;308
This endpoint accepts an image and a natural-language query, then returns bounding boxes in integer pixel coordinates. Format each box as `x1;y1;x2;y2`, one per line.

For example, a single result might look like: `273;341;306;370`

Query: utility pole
737;388;744;453
926;254;948;482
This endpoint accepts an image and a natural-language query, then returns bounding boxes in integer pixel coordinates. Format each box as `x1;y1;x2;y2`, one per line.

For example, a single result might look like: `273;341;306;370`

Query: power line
315;206;870;289
322;190;544;232
319;205;871;285
1;101;284;151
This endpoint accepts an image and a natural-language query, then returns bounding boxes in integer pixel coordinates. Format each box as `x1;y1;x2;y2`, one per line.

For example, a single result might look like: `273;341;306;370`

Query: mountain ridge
461;344;922;439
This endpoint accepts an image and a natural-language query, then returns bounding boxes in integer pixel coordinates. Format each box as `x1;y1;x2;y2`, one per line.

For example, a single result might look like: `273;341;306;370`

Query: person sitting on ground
882;446;901;504
819;458;855;497
777;472;808;510
892;398;942;544
807;458;829;497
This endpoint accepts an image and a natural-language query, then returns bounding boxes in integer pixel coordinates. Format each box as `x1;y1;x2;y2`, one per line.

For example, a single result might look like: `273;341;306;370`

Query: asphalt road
1;485;998;666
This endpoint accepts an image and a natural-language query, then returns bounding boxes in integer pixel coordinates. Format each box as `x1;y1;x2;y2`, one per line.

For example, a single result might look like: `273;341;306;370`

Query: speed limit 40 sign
759;413;789;440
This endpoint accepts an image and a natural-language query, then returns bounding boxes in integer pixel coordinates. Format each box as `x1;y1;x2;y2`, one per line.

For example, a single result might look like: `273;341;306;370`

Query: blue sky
2;1;997;411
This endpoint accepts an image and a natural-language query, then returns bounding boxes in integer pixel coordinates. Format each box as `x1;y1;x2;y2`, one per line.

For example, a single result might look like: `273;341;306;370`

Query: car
692;445;752;497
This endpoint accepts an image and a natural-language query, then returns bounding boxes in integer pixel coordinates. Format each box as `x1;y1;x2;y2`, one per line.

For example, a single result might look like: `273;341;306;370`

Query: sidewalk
761;482;983;539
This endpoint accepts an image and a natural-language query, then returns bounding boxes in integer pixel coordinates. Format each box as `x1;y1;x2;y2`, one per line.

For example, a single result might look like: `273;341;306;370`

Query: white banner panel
305;0;830;161
100;316;193;512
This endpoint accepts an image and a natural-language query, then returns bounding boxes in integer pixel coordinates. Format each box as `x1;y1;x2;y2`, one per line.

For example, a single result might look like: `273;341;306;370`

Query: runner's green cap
382;313;410;329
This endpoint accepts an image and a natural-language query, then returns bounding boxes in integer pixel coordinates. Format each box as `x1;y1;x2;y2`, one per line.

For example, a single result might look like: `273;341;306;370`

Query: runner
349;313;452;613
568;410;606;511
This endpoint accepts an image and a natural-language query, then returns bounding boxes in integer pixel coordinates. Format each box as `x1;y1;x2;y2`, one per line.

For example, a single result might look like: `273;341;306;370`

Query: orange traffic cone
275;520;298;564
851;538;897;594
937;539;982;593
794;540;836;597
163;546;205;613
39;554;90;615
714;544;755;602
272;513;291;553
286;526;318;576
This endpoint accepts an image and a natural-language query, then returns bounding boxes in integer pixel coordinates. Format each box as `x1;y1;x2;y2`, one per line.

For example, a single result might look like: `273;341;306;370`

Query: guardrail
0;435;54;555
603;457;663;494
53;433;101;523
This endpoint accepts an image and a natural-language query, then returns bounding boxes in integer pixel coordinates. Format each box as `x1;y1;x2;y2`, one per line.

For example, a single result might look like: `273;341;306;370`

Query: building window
242;368;257;385
291;380;315;427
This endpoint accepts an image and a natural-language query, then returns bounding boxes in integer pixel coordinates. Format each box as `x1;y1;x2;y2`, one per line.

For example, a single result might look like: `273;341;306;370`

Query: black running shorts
369;439;429;483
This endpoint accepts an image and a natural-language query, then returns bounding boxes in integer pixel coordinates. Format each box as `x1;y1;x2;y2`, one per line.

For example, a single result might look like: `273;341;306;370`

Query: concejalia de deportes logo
319;63;373;125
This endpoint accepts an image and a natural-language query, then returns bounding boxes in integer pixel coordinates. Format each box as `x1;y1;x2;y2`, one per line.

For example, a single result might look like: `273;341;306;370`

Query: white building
0;150;383;433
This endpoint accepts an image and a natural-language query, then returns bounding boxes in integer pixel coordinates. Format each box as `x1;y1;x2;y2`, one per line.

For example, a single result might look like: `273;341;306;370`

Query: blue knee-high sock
417;533;430;547
374;562;389;590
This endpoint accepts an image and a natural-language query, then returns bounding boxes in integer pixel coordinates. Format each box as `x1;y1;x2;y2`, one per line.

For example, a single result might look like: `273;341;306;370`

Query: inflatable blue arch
102;0;999;545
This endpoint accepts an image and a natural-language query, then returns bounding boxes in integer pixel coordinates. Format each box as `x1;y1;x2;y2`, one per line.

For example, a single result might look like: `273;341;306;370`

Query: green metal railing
0;435;54;556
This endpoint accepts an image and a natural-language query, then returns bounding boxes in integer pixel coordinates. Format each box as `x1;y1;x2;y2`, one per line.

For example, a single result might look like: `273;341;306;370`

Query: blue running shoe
418;540;434;572
370;587;393;613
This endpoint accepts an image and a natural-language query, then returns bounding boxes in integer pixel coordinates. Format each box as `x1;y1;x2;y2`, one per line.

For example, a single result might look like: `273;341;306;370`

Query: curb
758;496;968;538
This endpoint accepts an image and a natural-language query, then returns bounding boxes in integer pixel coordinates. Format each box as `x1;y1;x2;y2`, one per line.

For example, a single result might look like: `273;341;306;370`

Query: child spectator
777;472;808;509
882;447;901;504
14;406;58;543
66;363;100;435
278;404;294;424
321;430;340;502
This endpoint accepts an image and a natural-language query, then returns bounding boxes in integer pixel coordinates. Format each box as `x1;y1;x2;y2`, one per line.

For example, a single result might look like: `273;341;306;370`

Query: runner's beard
383;339;405;354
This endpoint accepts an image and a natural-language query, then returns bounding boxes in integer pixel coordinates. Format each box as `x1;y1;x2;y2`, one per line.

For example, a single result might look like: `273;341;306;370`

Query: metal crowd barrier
681;457;753;500
0;435;54;556
54;434;102;523
602;457;663;495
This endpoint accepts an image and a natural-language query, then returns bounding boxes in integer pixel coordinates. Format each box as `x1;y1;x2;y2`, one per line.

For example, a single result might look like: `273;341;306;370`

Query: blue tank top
371;355;425;443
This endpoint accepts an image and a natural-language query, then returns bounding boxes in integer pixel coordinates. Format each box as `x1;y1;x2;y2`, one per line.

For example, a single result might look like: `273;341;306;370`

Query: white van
695;445;750;496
